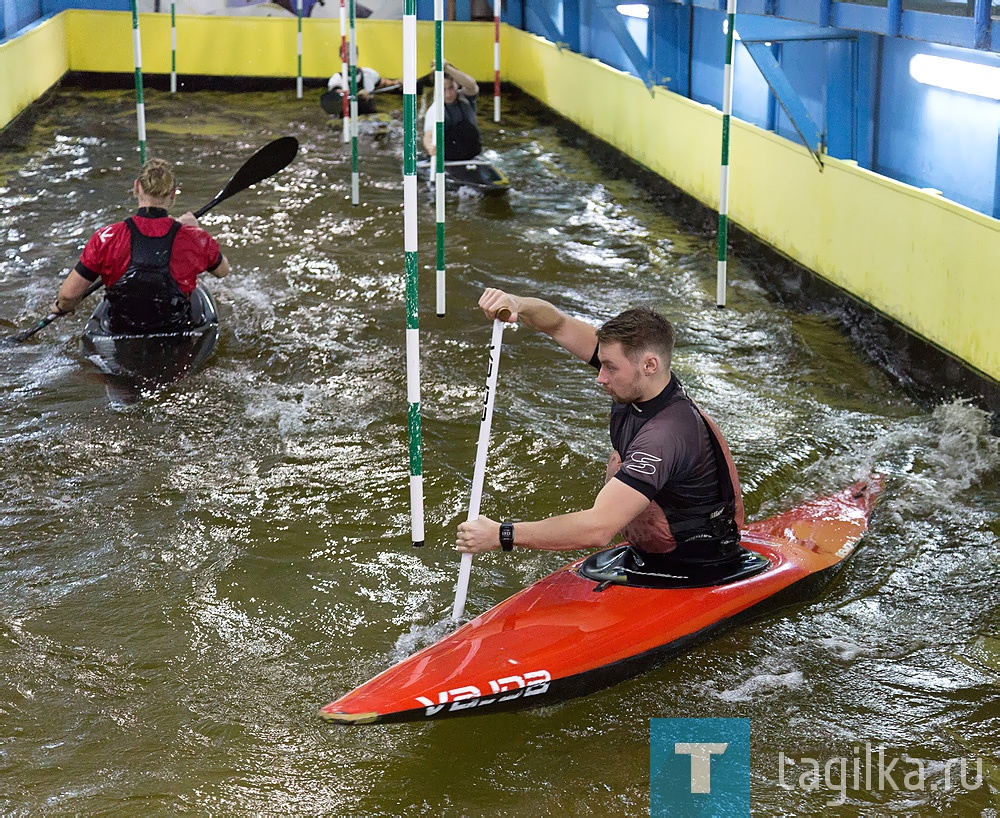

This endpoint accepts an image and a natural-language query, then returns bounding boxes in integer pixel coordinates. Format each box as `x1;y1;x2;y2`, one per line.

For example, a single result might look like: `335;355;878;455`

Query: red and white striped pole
339;0;350;142
492;0;501;122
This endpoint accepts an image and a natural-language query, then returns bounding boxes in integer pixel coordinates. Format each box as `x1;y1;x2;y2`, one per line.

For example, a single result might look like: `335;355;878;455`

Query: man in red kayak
456;288;744;569
51;158;230;334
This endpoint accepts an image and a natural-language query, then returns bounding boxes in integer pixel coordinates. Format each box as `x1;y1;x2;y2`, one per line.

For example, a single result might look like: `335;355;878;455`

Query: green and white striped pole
338;0;350;142
717;0;737;308
296;0;304;99
169;0;177;93
348;0;359;204
434;0;446;316
130;0;146;164
403;0;424;547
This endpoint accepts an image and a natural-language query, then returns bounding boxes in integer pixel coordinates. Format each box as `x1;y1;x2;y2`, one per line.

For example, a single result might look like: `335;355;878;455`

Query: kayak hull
80;283;219;388
320;475;884;725
418;158;510;197
327;111;393;138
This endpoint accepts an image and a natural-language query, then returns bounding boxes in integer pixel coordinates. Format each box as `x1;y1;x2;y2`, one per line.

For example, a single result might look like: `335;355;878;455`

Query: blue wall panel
774;40;828;148
825;38;857;159
876;39;999;214
651;3;692;94
4;0;44;38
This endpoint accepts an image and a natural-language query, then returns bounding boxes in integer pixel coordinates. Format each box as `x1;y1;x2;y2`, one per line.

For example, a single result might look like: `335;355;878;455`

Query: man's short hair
597;307;675;364
137;158;176;200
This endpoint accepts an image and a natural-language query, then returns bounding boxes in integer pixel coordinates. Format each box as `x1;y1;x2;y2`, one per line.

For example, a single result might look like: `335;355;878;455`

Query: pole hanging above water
296;0;304;99
716;0;737;308
492;0;501;123
434;0;446;317
349;0;360;205
130;0;146;164
169;0;177;93
403;0;424;548
339;0;350;143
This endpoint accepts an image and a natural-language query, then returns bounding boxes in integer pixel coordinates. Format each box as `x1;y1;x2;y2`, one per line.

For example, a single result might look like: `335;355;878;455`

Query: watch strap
499;521;514;551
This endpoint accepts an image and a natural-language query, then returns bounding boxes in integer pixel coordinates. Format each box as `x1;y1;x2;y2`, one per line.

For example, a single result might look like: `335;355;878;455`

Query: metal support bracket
741;40;826;169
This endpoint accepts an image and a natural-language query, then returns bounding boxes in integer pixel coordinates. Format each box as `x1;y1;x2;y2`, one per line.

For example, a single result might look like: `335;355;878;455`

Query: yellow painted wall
505;29;1000;385
0;15;70;131
64;12;495;81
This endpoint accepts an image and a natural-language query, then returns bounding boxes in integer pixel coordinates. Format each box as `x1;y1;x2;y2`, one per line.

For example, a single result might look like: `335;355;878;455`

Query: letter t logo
674;742;729;793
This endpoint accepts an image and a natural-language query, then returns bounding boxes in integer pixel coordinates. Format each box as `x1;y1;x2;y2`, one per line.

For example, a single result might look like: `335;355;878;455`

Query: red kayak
320;475;884;725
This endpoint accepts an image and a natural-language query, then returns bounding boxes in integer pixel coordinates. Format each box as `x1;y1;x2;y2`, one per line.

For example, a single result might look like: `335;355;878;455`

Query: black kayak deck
417;157;511;197
80;284;219;389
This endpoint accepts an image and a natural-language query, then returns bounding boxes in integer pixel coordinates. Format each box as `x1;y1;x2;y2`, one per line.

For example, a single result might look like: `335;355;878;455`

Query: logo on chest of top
624;451;661;476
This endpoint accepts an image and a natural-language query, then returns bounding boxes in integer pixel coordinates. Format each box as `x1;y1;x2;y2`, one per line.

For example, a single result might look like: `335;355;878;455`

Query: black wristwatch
499;522;514;551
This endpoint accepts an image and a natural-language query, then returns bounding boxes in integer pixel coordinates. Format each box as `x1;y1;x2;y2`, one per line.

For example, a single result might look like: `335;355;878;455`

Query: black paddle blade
194;136;299;218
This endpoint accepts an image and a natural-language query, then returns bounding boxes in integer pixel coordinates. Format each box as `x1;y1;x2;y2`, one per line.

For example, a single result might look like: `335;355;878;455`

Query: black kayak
80;283;219;391
417;157;510;197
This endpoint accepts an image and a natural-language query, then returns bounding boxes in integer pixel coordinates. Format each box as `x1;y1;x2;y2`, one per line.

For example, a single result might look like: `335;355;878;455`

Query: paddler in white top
422;61;482;161
456;288;744;566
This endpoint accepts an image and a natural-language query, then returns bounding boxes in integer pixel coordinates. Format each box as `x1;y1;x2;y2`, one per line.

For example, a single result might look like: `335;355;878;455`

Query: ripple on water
0;86;996;817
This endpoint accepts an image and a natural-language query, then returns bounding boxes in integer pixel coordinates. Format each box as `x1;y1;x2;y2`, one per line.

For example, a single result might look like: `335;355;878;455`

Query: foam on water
0;86;996;817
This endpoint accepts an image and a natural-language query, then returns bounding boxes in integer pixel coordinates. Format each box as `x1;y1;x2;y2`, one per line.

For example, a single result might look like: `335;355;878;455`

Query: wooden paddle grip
497;308;512;323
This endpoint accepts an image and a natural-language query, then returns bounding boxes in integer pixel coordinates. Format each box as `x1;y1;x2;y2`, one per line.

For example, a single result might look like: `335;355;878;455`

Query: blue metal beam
563;0;581;54
743;40;825;164
887;0;902;38
597;4;652;83
974;0;991;50
524;2;564;47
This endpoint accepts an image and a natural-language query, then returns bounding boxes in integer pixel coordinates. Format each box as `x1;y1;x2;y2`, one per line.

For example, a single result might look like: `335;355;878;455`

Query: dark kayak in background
417;157;511;197
80;283;219;395
320;475;884;725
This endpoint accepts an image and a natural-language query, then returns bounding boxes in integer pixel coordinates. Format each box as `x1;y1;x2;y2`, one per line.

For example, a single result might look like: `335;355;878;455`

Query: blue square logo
650;718;750;817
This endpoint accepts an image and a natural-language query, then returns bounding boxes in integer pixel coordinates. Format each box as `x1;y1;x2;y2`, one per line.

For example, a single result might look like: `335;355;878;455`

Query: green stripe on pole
170;0;176;93
403;0;423;547
716;0;737;308
130;0;146;165
349;0;359;204
296;0;303;99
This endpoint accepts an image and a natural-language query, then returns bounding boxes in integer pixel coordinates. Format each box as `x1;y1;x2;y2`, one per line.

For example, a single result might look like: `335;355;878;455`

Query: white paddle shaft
452;315;508;621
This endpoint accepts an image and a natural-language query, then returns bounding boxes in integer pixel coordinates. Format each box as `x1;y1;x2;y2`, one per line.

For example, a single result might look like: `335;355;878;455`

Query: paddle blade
194;136;299;218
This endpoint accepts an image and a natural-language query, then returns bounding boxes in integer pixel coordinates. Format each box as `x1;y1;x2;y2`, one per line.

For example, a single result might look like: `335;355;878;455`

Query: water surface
1;85;997;816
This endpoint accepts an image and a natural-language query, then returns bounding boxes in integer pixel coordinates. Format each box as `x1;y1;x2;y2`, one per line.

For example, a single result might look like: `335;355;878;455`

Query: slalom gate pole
170;0;177;93
339;0;350;142
296;0;304;99
493;0;501;122
130;0;146;164
434;0;446;316
717;0;737;308
349;0;359;204
403;0;424;548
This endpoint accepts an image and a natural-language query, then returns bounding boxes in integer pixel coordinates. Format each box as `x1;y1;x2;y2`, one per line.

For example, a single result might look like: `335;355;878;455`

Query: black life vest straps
106;219;189;334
